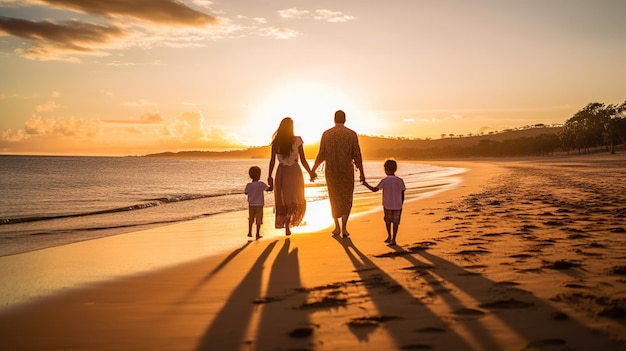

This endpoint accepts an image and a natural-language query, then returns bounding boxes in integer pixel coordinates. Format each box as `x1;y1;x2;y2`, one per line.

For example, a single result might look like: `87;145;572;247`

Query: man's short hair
334;110;346;124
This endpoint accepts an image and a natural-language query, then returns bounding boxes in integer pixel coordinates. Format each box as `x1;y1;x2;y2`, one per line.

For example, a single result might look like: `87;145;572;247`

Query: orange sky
1;0;625;156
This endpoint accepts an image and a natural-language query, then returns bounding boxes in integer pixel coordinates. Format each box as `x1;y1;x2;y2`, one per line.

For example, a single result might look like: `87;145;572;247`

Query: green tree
559;102;621;153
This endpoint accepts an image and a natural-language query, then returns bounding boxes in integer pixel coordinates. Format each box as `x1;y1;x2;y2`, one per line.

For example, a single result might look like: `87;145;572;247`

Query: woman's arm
298;145;312;172
298;144;317;181
268;144;276;186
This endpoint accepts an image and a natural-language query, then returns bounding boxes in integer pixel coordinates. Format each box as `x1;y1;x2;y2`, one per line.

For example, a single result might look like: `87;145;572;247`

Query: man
312;110;365;238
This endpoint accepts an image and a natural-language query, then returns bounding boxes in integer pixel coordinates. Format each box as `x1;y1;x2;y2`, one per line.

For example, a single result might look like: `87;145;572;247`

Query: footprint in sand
542;259;581;270
494;281;521;287
610;265;626;275
510;253;533;259
399;343;435;349
346;315;401;328
288;327;315;338
523;338;567;350
478;298;534;309
452;308;486;318
454;249;490;255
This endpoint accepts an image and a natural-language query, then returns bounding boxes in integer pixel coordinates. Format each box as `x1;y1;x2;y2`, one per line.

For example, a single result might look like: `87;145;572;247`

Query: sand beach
0;154;625;351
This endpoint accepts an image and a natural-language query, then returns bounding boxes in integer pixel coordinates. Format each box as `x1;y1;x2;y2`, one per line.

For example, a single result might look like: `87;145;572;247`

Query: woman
268;117;316;235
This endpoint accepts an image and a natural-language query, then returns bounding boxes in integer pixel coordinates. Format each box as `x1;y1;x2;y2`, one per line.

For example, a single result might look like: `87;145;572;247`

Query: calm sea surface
0;155;465;257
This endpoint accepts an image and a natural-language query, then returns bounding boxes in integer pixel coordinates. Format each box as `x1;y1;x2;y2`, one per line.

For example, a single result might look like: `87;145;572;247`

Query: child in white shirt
244;166;271;239
363;159;406;245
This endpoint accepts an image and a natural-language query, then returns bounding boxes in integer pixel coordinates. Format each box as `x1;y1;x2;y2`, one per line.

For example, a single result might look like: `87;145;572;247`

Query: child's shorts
248;206;264;224
384;208;402;224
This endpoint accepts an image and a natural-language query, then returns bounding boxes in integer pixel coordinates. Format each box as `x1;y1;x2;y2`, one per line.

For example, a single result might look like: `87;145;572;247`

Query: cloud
0;16;128;61
313;9;356;23
1;128;27;143
35;100;63;112
0;110;243;155
189;0;214;10
0;92;40;100
0;0;222;61
31;0;217;27
122;99;155;107
277;8;356;23
1;2;353;62
165;111;240;148
167;111;207;141
0;114;101;145
23;114;100;137
103;112;164;124
259;26;299;40
124;127;142;134
278;8;310;19
416;117;442;123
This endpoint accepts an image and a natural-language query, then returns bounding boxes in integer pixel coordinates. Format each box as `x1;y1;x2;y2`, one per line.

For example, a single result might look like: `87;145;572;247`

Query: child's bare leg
384;222;392;242
285;219;291;236
391;223;399;245
256;223;262;239
248;219;254;237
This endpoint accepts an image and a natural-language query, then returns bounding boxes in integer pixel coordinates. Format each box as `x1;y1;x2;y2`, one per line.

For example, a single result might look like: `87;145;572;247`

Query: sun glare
247;82;358;146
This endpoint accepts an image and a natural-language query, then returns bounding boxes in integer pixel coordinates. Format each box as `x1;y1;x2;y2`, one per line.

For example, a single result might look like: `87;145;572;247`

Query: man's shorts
248;206;264;224
384;208;402;225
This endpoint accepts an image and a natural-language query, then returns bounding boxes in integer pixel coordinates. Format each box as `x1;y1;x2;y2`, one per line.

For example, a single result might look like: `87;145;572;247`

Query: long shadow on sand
195;240;278;351
333;236;473;349
408;247;626;350
254;238;314;350
176;241;253;305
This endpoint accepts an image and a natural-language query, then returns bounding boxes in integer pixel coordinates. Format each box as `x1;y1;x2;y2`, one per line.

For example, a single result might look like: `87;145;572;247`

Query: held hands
308;169;317;182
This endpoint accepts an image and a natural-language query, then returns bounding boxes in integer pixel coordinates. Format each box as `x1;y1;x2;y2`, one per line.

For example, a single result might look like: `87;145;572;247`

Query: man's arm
353;134;365;183
311;134;325;173
267;144;276;188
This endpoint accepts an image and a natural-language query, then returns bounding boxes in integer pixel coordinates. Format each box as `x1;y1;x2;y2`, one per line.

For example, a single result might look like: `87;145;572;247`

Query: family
244;110;406;245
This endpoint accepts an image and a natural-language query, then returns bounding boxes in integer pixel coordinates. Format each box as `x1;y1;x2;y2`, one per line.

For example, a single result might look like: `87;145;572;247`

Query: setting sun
246;80;360;145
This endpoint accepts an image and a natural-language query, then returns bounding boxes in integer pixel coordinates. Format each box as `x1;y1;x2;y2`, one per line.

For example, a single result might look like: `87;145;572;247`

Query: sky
0;0;625;156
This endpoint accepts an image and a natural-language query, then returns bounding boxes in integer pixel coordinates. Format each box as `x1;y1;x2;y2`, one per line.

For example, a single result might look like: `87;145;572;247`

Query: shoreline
0;159;463;258
0;161;465;311
1;154;625;350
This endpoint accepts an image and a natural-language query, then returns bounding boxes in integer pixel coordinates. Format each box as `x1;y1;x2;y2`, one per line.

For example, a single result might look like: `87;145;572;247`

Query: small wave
141;192;236;203
0;192;238;225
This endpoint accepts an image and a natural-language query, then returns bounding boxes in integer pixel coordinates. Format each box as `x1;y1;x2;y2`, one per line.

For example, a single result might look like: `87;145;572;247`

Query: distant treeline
366;101;626;159
145;101;625;160
367;133;563;159
559;101;626;154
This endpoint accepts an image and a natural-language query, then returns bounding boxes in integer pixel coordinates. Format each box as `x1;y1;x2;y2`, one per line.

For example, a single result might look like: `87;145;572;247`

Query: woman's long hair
272;117;295;158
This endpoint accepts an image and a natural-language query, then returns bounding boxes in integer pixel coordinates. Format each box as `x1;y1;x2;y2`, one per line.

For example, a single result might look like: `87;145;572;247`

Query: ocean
0;155;465;257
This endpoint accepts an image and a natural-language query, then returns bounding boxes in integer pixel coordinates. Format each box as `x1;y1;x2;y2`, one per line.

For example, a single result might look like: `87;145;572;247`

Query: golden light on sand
295;200;334;233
